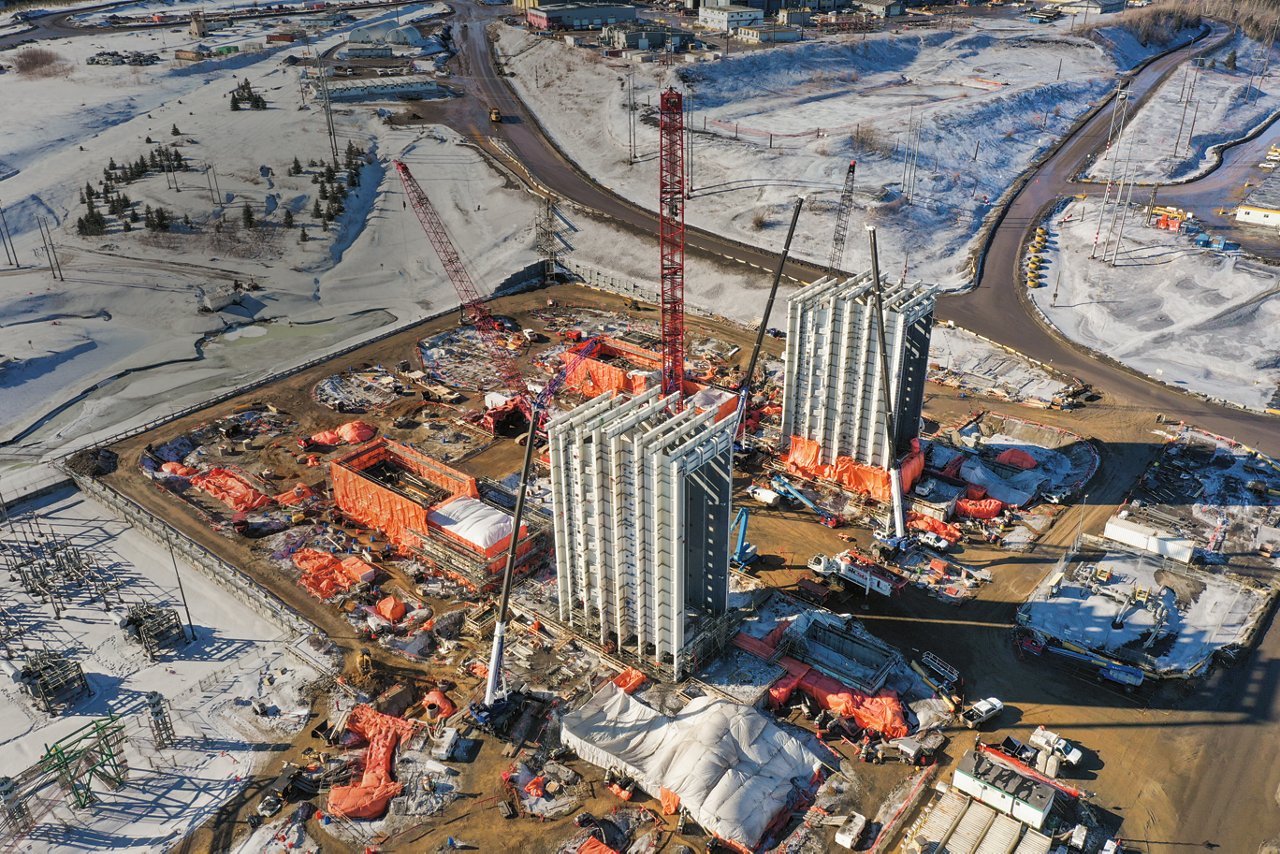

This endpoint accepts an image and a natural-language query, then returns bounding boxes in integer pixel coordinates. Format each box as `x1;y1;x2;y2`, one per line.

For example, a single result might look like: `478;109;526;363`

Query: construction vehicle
1027;726;1083;765
730;507;757;567
808;551;902;596
489;106;502;123
770;474;842;528
960;697;1004;728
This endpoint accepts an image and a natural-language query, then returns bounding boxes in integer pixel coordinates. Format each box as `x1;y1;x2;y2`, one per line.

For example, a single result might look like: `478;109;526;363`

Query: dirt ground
98;284;1280;853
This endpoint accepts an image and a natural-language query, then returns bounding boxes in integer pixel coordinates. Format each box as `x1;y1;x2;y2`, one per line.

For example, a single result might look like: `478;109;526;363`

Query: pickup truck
960;697;1003;729
1028;726;1083;765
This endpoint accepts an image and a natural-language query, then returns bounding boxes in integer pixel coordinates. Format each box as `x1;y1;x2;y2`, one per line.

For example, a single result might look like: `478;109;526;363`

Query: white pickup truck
1028;725;1083;765
960;697;1003;729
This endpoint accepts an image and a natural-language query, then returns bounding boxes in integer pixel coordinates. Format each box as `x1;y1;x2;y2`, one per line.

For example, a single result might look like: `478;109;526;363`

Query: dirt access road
442;9;1280;456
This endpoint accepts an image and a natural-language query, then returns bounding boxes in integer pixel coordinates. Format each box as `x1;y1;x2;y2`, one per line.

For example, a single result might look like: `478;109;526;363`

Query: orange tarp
732;632;909;738
906;512;963;543
275;483;314;506
292;548;356;599
995;448;1038;470
524;776;546;798
326;704;420;820
422;690;456;720
612;667;647;694
956;498;1004;519
190;468;273;511
375;595;406;622
659;787;681;815
161;462;197;476
341;556;377;583
783;436;924;503
577;838;620;854
310;420;377;448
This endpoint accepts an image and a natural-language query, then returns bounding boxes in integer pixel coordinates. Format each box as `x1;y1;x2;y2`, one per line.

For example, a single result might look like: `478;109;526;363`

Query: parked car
915;531;950;552
960;697;1004;729
1028;726;1083;765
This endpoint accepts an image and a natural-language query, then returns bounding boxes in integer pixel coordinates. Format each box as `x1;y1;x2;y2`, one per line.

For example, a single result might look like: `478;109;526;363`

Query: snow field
1030;196;1280;410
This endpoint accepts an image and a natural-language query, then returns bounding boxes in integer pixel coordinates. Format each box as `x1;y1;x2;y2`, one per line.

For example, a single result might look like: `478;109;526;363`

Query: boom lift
771;474;842;528
730;507;758;567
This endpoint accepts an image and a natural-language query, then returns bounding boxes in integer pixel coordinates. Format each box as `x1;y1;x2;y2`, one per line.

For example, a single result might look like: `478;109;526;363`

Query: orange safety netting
995;448;1038;470
292;548;356;599
422;690;456;720
275;483;314;506
612;667;647;694
190;468;273;511
375;595;406;622
906;512;963;543
956;498;1004;519
160;462;197;477
733;633;909;738
326;704;420;820
659;787;681;815
561;338;661;397
783;437;924;503
577;838;620;854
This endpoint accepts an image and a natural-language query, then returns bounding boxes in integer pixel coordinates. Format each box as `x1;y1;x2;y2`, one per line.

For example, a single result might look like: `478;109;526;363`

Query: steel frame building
780;272;936;468
548;387;735;680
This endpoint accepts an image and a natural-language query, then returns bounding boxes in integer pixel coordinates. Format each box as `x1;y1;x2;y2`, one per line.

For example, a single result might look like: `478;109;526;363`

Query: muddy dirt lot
98;285;1280;853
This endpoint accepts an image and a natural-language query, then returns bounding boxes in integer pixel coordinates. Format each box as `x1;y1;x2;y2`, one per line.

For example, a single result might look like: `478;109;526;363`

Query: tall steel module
658;87;686;398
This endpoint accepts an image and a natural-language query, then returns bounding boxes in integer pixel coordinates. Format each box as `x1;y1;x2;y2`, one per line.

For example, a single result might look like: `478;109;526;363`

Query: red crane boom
394;159;529;403
658;88;686;399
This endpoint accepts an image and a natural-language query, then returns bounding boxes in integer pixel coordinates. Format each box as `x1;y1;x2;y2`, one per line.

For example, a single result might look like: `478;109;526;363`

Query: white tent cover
560;682;819;849
428;496;513;550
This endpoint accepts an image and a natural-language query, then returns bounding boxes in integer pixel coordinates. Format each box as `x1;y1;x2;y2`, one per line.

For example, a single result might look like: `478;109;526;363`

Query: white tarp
560;683;819;849
960;459;1037;507
428;496;513;551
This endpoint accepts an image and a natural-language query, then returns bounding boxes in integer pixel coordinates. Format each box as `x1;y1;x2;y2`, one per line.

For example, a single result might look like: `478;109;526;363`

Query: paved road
452;15;1280;456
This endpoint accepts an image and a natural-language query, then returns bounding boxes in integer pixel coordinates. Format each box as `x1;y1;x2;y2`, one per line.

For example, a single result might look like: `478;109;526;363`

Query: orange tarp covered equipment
906;512;963;543
524;776;546;798
326;704;420;820
375;595;406;622
341;556;377;583
612;667;647;694
190;468;273;511
995;448;1038;470
338;420;377;445
276;483;314;506
783;436;924;503
577;838;620;854
659;787;681;815
292;548;356;599
732;632;909;738
956;498;1004;519
161;462;198;477
422;690;456;721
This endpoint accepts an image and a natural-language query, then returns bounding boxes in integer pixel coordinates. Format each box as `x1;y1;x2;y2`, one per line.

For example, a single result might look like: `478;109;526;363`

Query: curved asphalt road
454;15;1279;455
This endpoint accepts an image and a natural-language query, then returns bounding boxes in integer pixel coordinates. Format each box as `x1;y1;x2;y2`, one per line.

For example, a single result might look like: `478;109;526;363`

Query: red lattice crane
394;159;530;406
658;88;686;400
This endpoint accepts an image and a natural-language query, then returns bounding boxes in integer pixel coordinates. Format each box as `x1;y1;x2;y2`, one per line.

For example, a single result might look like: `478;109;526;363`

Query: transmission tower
827;160;857;274
658;87;686;399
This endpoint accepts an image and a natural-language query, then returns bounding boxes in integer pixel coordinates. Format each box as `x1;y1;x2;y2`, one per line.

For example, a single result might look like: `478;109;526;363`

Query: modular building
526;2;637;29
952;750;1056;830
736;22;801;41
1236;175;1280;226
601;21;696;50
858;0;903;15
698;4;764;29
548;387;736;681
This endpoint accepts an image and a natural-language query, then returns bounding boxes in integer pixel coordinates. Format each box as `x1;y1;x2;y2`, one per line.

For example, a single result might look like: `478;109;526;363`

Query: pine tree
154;208;170;231
85;181;95;201
183;213;193;229
283;209;294;228
108;157;117;171
348;170;359;188
242;203;255;229
324;163;336;183
76;217;87;236
129;209;139;223
312;198;322;219
144;205;154;229
291;156;302;176
319;182;329;201
299;227;308;243
171;123;180;136
1226;49;1237;70
231;94;241;111
122;220;132;232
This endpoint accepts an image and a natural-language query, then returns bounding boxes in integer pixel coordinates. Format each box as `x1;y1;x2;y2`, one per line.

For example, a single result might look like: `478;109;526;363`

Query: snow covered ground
493;18;1193;292
0;486;322;852
0;9;775;478
1029;197;1280;411
928;323;1074;406
1083;33;1280;183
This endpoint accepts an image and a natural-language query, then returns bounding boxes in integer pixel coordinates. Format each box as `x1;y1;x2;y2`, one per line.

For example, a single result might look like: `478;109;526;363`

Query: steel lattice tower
658;88;686;399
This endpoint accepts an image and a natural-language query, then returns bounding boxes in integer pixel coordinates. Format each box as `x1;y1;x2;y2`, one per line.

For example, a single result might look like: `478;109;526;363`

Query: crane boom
827;160;857;274
394;159;529;401
658;88;686;399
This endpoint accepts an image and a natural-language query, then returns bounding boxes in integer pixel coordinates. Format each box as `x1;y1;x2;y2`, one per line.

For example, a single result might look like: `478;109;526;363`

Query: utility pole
42;218;63;281
1185;100;1200;155
1146;184;1158;226
1171;90;1193;157
627;71;636;165
1110;173;1136;266
312;52;340;166
166;534;196;642
0;198;15;267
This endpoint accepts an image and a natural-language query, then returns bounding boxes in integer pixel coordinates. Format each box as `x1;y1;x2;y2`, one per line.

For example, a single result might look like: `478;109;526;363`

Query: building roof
739;22;799;31
956;750;1056;812
1244;175;1280;213
704;4;763;11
